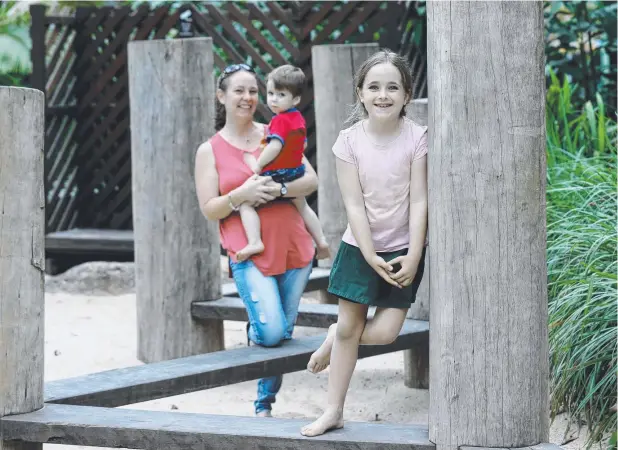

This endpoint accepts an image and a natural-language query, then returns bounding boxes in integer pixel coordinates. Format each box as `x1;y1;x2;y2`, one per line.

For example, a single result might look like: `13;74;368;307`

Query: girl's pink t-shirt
211;132;315;276
332;117;428;252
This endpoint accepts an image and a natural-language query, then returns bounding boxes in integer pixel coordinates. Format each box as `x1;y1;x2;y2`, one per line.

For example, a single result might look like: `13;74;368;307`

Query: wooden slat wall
31;2;427;233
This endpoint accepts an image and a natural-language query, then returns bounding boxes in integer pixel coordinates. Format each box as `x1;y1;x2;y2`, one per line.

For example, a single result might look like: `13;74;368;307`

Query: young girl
300;50;428;437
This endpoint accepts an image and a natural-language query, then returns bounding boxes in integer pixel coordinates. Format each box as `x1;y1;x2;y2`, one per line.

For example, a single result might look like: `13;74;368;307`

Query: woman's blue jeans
230;259;313;414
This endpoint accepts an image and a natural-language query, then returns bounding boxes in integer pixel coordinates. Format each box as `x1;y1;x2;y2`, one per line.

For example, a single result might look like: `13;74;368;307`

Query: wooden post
428;2;548;449
312;43;378;304
0;87;45;450
128;38;223;363
404;98;430;389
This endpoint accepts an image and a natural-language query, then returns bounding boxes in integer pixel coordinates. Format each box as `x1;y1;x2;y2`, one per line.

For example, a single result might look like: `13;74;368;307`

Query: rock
44;256;231;295
45;262;136;295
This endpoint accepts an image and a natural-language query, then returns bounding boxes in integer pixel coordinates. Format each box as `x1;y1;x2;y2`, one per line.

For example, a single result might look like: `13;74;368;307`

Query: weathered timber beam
44;320;428;408
1;404;433;450
192;297;347;328
221;267;331;296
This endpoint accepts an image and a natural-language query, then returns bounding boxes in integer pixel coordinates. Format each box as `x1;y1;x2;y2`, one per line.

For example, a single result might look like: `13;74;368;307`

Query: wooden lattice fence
31;1;427;233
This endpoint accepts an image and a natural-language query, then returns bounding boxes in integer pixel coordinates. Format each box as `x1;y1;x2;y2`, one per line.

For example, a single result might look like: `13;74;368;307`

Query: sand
39;262;586;450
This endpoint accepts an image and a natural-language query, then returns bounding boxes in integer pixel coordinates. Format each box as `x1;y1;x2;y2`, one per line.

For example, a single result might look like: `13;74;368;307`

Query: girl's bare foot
315;240;331;260
236;241;265;262
307;323;336;373
256;410;272;418
300;407;344;437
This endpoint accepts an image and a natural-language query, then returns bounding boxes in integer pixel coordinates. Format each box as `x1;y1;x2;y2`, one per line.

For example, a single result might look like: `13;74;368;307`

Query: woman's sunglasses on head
218;63;254;87
222;63;254;75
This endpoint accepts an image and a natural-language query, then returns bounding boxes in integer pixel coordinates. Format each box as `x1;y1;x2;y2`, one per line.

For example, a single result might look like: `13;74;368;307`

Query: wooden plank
192;297;344;328
47;167;77;232
2;404;433;450
46;105;77;117
77;5;154;89
45;15;76;26
47;51;76;106
45;27;73;87
245;3;299;60
204;4;274;74
82;148;131;216
44;320;428;407
266;2;300;37
226;3;288;67
222;267;330;296
300;3;336;39
460;446;563;450
45;229;134;254
73;7;130;74
153;7;182;39
80;120;130;188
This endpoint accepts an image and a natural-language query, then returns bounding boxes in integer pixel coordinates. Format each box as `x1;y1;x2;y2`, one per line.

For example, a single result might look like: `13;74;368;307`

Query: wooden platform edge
44;320;428;408
222;267;331;297
192;296;341;327
460;444;564;450
1;404;434;450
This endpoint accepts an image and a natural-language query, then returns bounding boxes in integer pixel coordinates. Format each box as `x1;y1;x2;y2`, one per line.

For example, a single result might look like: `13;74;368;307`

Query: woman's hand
235;175;280;207
366;254;401;288
388;252;421;287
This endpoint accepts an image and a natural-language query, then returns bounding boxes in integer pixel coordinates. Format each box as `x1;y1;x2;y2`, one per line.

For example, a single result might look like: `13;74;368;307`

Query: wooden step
1;403;434;450
45;228;134;254
221;267;331;297
192;297;343;328
45;320;429;408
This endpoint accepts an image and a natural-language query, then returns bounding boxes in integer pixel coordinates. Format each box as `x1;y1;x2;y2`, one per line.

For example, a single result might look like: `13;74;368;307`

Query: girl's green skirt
327;241;426;309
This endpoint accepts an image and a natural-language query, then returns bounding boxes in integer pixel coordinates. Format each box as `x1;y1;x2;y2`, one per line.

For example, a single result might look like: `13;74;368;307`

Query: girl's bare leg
307;306;408;373
300;299;368;437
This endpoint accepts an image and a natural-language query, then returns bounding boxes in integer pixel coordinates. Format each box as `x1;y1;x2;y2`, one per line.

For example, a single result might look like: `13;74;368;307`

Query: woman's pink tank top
211;132;315;276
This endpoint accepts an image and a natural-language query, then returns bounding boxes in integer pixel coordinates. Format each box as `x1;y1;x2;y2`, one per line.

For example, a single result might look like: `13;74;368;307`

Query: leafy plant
0;0;31;83
546;74;617;449
545;1;617;118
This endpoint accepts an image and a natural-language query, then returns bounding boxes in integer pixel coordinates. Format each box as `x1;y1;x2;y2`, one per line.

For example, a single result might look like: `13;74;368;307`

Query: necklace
223;123;259;150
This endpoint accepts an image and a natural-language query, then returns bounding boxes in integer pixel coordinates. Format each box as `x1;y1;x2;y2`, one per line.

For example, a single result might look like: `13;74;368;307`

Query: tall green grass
546;70;617;448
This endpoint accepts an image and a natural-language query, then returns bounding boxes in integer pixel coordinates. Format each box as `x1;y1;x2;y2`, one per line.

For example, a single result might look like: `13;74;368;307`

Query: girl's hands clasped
366;254;401;288
388;252;421;287
365;251;421;288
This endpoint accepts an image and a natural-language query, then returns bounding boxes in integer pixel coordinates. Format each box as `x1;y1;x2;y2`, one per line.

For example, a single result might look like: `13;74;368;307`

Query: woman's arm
194;142;278;221
274;155;318;198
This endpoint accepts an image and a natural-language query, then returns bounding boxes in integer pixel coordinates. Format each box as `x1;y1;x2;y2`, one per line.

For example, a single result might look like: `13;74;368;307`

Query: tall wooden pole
428;2;548;448
312;43;378;305
404;99;430;389
0;87;45;450
128;38;223;363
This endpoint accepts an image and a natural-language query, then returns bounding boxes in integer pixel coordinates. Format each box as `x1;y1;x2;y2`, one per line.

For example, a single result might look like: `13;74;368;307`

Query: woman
194;63;318;417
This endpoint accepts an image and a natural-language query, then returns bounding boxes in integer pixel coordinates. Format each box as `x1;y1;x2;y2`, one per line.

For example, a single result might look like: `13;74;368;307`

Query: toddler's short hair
267;65;305;98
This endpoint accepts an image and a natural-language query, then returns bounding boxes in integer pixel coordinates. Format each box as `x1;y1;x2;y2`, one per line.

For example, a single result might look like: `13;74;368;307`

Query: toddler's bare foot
315;240;331;260
307;323;336;373
236;242;265;262
256;410;272;418
300;407;344;437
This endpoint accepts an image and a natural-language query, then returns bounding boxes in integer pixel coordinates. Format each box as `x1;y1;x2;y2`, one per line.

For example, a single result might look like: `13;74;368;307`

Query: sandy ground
40;262;588;450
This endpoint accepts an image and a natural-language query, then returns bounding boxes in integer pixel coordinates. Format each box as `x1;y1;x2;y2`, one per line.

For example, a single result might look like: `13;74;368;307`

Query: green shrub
545;1;617;118
546;73;617;448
